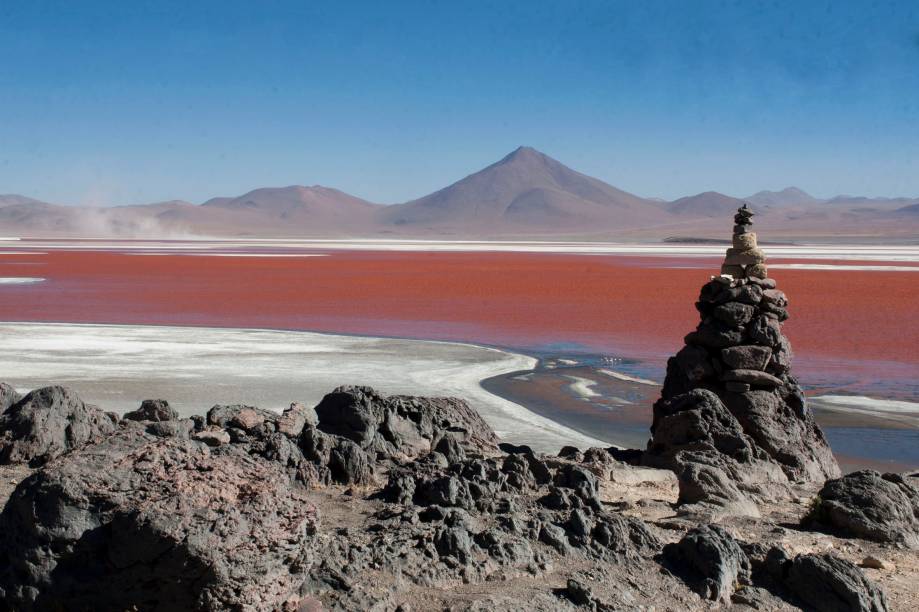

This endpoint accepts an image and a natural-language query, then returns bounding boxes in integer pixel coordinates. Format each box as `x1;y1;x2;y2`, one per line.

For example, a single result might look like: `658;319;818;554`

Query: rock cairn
643;206;840;515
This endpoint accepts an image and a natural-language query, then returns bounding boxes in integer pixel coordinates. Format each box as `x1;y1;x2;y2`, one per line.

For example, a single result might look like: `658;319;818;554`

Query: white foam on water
0;322;608;452
0;277;45;284
565;376;601;399
598;369;659;386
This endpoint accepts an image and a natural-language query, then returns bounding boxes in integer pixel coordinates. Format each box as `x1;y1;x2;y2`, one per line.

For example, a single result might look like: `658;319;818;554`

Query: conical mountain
378;146;664;230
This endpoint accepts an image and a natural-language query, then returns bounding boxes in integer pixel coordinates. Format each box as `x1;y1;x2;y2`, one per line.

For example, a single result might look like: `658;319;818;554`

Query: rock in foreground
0;427;318;611
0;381;901;611
807;470;919;549
0;386;116;467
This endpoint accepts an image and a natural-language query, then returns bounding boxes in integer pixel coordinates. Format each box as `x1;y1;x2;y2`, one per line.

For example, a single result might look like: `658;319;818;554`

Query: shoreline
3;320;914;471
0;321;608;454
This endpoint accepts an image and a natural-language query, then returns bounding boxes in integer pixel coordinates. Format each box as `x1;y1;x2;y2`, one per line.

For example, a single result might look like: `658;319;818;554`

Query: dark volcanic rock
328;438;374;485
721;345;771;370
807;470;919;549
0;427;319;612
314;385;499;460
642;389;783;515
783;554;890;612
662;524;751;603
206;403;277;431
0;386;116;467
0;383;21;414
643;212;839;513
123;398;178;422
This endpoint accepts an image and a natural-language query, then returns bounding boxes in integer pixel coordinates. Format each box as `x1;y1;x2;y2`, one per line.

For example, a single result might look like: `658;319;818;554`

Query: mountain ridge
2;147;917;239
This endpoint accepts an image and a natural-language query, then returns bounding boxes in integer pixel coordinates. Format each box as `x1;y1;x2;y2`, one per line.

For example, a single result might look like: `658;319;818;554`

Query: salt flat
0;322;607;452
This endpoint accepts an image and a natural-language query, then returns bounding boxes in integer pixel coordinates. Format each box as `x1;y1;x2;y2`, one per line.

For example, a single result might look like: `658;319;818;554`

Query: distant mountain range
2;146;917;241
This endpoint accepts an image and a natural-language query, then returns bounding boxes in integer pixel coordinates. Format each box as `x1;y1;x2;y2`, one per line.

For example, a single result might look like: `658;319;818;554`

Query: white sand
0;322;608;452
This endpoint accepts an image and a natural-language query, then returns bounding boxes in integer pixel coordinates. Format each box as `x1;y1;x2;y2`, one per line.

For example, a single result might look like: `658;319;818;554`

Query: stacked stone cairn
643;205;840;515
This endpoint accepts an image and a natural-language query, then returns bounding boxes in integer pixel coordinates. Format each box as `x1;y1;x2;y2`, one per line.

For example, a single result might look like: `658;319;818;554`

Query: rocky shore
0;208;917;611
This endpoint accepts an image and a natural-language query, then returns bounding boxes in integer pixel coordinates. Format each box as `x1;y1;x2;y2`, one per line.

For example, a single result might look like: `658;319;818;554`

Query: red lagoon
1;250;916;388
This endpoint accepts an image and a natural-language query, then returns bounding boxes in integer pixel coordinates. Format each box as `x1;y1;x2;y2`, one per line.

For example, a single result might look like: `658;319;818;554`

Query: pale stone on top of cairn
717;204;769;280
733;232;757;249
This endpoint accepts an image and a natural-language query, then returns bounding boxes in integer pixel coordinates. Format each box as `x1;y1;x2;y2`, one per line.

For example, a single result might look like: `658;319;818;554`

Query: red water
1;250;916;392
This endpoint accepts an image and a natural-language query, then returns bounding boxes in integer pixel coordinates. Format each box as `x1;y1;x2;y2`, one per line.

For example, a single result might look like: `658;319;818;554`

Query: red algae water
1;249;916;396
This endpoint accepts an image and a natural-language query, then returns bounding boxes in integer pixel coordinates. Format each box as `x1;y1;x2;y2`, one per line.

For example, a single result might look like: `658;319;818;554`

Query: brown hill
668;191;747;217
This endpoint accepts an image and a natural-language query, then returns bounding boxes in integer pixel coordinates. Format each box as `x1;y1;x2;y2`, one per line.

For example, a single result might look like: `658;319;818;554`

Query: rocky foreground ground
0;382;916;612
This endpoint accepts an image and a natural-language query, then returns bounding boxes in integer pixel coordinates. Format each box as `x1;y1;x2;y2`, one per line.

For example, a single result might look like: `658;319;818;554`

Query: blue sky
2;0;918;205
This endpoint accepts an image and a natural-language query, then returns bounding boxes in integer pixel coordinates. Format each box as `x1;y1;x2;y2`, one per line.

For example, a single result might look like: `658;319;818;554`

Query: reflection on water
824;427;919;472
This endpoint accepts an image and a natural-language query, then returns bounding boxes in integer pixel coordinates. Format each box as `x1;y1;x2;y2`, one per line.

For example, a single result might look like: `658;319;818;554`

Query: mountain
668;191;746;217
377;146;664;231
193;185;380;234
746;187;819;208
202;185;377;219
0;194;53;208
824;195;919;208
1;149;918;240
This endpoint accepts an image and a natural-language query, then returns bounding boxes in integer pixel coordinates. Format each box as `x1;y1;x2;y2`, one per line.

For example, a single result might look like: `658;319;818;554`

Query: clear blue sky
2;1;918;205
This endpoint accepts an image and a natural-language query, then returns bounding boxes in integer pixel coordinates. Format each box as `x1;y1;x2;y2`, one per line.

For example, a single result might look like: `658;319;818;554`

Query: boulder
0;386;116;467
314;386;498;460
783;554;889;612
721;345;772;370
0;427;319;611
123;399;178;422
643;390;781;515
276;401;316;438
0;383;21;415
206;404;276;431
662;524;751;603
723;389;839;483
807;470;919;549
328;438;373;485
